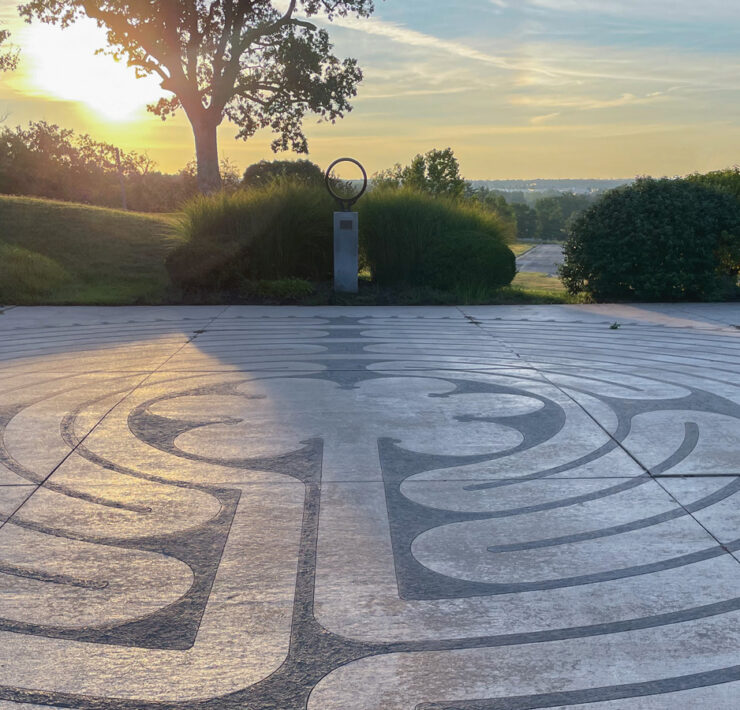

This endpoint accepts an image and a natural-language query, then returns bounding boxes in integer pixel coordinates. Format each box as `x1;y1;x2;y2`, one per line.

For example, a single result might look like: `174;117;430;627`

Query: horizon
1;1;739;179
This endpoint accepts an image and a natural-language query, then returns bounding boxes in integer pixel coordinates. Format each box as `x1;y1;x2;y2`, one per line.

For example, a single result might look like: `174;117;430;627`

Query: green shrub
359;188;515;290
242;159;324;189
561;178;740;301
167;180;334;292
0;242;71;302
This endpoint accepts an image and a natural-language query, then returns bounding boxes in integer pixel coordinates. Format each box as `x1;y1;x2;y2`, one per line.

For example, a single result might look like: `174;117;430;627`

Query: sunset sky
1;0;739;179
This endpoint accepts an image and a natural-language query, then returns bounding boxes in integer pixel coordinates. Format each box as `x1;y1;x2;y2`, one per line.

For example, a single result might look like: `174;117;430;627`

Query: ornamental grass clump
359;187;515;291
167;180;334;293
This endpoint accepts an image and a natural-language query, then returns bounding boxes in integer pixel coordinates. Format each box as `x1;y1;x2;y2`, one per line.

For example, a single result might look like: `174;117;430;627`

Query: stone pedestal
333;212;359;293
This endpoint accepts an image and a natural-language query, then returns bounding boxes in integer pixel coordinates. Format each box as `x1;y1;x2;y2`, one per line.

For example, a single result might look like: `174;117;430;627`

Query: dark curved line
422;538;740;595
0;564;108;590
416;664;740;709
477;425;724;553
517;351;740;387
499;335;740;360
650;422;701;475
466;407;698;495
0;380;158;514
486;475;740;553
533;368;645;392
463;437;623;492
392;596;740;654
410;476;648;521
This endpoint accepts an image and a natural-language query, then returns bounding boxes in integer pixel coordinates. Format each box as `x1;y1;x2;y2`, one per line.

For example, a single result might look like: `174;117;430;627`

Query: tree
466;186;516;221
373;148;468;198
20;1;374;193
534;196;565;241
686;167;740;201
0;120;203;211
0;25;18;72
532;193;596;241
511;202;537;241
560;178;740;301
242;158;323;188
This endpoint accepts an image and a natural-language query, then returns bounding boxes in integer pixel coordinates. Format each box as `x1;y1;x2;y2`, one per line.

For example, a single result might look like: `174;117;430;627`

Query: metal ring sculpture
325;157;368;211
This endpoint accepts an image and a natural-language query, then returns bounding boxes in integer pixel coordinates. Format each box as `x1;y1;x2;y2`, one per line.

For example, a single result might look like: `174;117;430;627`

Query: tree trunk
192;117;222;194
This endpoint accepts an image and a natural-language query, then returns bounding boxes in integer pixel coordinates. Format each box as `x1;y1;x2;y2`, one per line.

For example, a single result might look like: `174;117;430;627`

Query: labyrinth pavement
0;304;739;709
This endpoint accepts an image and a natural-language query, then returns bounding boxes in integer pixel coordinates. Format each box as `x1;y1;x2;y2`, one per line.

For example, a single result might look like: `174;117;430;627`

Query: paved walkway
0;304;739;709
517;243;565;275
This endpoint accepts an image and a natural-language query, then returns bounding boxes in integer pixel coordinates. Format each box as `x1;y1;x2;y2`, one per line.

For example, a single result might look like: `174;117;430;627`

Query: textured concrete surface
0;303;738;709
516;243;565;275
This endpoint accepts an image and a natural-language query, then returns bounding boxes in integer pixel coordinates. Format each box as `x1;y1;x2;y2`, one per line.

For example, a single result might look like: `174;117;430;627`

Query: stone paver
0;304;738;709
516;243;564;275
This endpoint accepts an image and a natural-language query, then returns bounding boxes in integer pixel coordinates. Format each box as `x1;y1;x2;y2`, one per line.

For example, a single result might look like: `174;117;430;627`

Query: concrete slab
0;305;738;709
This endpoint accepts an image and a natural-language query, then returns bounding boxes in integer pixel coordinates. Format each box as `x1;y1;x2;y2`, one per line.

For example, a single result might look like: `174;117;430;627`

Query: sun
23;19;164;122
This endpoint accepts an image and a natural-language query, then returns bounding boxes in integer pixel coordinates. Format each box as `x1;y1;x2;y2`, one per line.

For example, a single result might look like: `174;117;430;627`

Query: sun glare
23;20;164;122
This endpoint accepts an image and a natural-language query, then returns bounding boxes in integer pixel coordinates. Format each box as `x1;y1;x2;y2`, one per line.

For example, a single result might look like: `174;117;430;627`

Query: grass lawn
510;242;535;257
513;270;567;293
0;195;574;306
0;195;181;305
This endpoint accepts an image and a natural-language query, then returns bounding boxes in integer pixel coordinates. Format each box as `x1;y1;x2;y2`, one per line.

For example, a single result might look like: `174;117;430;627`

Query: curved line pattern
0;310;738;710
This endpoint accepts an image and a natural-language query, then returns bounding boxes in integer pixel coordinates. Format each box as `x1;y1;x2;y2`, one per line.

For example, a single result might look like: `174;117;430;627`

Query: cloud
355;86;472;101
330;15;522;72
530;112;560;124
522;0;740;20
324;13;740;93
510;91;668;111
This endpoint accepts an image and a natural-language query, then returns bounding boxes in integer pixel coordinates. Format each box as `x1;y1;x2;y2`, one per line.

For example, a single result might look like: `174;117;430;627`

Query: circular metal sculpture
325;157;368;211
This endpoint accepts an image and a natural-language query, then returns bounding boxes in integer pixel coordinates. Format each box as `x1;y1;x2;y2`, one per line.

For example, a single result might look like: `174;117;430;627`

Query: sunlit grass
0;195;180;304
513;270;567;293
510;242;535;256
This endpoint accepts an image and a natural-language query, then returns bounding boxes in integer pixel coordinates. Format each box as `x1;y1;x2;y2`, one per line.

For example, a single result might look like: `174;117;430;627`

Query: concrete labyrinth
0;305;738;709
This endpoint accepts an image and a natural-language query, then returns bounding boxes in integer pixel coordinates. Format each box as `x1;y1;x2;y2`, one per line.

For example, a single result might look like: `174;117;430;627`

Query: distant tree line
370;147;597;242
0;121;240;212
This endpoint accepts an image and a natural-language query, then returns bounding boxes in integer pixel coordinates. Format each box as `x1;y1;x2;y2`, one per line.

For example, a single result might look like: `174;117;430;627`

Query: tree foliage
510;202;537;240
19;0;374;192
533;193;595;241
685;167;740;201
561;178;740;301
0;26;19;72
242;158;323;189
0;121;210;211
373;148;467;198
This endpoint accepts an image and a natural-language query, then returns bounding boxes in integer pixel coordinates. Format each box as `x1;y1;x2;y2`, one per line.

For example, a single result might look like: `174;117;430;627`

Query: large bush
359;188;515;290
561;178;740;301
167;181;334;293
242;159;324;189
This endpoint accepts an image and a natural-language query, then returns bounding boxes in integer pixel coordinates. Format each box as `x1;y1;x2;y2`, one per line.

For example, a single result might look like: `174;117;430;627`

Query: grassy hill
0;196;181;305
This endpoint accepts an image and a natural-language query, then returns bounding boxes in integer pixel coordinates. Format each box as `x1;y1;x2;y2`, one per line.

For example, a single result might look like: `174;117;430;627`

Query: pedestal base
333;212;359;293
